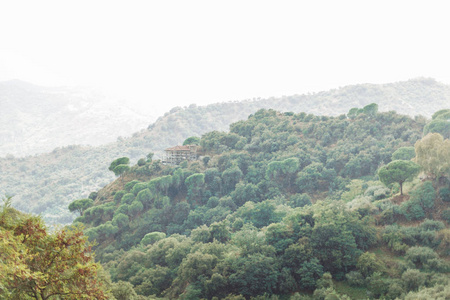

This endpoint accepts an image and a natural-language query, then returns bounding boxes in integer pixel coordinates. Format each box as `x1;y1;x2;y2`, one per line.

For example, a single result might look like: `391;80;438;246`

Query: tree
391;147;416;161
113;164;130;177
68;198;94;216
0;202;108;299
378;160;421;195
109;157;130;172
183;136;201;145
415;133;450;180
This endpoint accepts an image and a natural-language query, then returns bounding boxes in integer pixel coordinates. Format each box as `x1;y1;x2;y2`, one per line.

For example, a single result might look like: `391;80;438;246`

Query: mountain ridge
1;77;449;224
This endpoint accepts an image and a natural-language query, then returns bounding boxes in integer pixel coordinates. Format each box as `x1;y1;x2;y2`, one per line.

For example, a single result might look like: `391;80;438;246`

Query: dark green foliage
402;181;436;220
124;180;141;192
137;158;146;166
109;157;130;172
391;147;416;161
121;193;135;205
114;190;127;204
401;269;426;292
71;107;450;299
226;254;279;298
296;163;336;193
183;136;201;145
141;232;166;246
424;118;450;139
378;160;421;195
68;198;94;215
439;187;450;202
110;157;130;177
441;208;450;222
289;193;312;208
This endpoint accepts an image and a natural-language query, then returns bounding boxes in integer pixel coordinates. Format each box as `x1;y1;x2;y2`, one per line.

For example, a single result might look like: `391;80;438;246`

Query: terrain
1;78;449;224
73;105;450;299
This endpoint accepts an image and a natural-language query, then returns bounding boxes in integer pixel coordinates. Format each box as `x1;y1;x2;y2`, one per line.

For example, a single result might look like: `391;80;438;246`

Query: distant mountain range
1;77;449;224
0;80;156;157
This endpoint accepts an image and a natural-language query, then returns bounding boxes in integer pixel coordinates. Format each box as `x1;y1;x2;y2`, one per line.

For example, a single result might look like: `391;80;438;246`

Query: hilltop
75;106;450;299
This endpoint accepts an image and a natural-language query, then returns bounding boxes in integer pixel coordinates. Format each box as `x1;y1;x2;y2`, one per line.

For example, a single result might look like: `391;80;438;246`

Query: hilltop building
162;145;200;165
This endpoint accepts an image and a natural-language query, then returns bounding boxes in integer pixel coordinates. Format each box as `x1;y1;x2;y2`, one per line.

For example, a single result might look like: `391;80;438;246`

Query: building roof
165;145;195;151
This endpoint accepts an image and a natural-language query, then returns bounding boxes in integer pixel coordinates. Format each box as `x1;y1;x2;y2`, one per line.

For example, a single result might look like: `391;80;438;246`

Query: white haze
1;0;450;116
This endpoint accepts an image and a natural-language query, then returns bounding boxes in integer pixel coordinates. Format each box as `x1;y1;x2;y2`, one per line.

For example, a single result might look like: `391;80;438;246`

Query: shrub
401;269;426;292
121;193;135;205
137;158;147;166
141;232;166;246
405;246;439;269
345;271;365;286
439;187;450;202
124;180;141;192
441;208;450;222
114;190;127;204
289;193;312;208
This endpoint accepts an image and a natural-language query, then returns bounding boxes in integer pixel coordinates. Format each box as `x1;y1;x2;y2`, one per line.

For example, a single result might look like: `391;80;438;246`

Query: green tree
378;160;421;195
183;136;201;145
391;147;416;161
109;157;130;173
68;198;94;216
415;133;450;180
113;164;131;177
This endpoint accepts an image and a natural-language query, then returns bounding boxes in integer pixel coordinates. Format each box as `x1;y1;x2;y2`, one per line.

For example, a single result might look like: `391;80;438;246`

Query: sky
1;0;449;115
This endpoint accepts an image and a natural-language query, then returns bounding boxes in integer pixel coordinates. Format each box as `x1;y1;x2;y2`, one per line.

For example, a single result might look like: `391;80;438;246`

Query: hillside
1;78;449;224
75;106;450;299
0;80;155;157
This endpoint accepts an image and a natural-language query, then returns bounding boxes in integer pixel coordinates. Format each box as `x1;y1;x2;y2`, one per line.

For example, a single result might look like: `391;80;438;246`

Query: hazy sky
1;0;449;114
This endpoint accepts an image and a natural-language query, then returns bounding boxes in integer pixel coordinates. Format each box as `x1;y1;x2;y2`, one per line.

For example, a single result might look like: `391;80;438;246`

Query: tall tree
378;160;421;195
415;133;450;180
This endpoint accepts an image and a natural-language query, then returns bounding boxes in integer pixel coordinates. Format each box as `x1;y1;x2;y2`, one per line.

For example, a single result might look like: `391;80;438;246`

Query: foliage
68;198;94;216
415;133;450;180
0;201;108;299
391;146;416;161
378;160;421;195
62;106;450;298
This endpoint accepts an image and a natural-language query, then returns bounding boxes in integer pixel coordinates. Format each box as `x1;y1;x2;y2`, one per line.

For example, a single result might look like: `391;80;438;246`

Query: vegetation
2;78;449;224
64;105;450;299
0;197;109;299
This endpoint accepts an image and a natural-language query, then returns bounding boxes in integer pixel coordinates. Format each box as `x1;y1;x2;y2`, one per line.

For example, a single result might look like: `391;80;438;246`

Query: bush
114;190;127;204
441;208;450;222
401;269;426;292
345;271;365;287
137;158;147;166
405;246;439;270
124;180;141;192
289;193;312;208
121;193;135;205
141;232;166;246
439;187;450;202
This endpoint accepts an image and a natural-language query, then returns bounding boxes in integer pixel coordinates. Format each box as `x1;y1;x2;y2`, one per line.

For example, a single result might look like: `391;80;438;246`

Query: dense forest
2;78;450;224
39;104;449;299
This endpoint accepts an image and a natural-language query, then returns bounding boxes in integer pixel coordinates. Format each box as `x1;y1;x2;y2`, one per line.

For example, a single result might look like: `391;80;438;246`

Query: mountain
1;78;449;224
0;80;155;157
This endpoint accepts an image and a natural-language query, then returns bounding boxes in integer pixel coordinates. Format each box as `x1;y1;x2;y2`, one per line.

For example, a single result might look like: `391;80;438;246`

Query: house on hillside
162;145;199;165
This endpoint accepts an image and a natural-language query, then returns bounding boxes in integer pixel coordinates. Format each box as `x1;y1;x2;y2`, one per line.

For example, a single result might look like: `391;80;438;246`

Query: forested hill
74;106;450;299
1;78;449;224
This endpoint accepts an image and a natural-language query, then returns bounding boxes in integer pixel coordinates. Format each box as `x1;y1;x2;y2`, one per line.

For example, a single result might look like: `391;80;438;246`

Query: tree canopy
378;160;421;195
0;199;108;299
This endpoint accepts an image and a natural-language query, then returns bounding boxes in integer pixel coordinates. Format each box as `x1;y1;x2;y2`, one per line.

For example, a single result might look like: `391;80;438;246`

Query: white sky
1;0;449;114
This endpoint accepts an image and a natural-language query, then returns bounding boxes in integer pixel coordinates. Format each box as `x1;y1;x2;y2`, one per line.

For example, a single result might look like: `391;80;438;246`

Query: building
162;145;199;165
